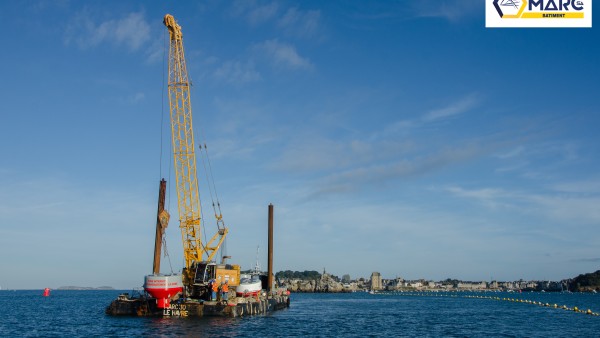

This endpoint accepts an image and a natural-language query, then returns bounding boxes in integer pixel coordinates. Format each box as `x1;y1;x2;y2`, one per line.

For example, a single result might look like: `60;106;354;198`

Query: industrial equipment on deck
162;14;240;301
105;15;290;318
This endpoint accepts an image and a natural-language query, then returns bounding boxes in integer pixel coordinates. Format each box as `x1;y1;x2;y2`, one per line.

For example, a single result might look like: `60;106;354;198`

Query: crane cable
198;142;220;257
158;27;174;274
199;143;223;228
162;235;174;274
186;75;210;255
197;128;227;260
159;27;172;210
203;142;228;260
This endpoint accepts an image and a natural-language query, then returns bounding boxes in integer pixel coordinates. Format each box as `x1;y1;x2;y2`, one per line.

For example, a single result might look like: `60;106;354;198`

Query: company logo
493;0;526;18
486;0;592;27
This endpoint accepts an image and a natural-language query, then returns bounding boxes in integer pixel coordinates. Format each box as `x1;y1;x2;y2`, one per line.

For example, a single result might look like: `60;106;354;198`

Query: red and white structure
144;274;183;308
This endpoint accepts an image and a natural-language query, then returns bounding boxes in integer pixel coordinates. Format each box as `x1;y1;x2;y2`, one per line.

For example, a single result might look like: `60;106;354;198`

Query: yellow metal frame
163;14;227;270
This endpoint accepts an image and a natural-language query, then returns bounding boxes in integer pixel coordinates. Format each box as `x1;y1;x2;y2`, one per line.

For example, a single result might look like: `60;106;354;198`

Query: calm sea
1;290;599;337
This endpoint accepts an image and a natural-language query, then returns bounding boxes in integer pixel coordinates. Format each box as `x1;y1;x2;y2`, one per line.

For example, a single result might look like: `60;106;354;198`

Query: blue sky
1;0;599;289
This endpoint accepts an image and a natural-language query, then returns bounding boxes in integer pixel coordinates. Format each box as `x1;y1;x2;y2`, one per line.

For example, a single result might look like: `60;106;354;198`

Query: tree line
276;270;322;280
571;270;600;291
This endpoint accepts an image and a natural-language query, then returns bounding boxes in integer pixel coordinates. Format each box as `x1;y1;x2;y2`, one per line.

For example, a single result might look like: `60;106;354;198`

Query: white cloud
272;132;415;174
411;0;483;22
445;186;506;200
422;93;479;122
445;182;600;226
248;2;279;25
231;0;279;25
496;146;525;159
214;60;261;84
381;120;416;135
530;194;600;225
342;1;481;25
494;161;528;173
65;11;150;51
445;186;510;208
273;137;346;172
312;142;486;196
256;39;312;70
144;37;164;64
378;93;480;140
127;92;145;104
551;179;600;194
278;8;321;37
230;1;322;38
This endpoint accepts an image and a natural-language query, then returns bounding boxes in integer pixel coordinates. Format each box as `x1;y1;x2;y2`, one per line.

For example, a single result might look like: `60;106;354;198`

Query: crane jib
163;14;229;277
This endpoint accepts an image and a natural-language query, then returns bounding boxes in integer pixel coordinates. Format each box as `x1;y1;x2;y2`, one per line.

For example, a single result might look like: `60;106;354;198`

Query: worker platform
105;290;290;318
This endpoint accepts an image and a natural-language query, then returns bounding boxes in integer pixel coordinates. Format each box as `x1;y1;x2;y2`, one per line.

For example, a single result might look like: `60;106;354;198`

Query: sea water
1;290;599;337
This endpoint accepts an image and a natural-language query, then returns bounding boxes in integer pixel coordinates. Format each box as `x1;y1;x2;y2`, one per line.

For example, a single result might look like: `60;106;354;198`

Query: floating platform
106;291;290;318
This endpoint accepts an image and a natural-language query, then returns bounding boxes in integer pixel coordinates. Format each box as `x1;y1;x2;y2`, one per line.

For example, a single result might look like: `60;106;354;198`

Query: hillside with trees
570;270;600;292
275;270;322;280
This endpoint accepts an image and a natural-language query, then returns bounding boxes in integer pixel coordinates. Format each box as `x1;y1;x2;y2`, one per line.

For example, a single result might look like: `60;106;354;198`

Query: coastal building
385;277;405;290
526;281;538;289
409;280;423;288
457;282;487;290
343;283;358;292
370;272;382;290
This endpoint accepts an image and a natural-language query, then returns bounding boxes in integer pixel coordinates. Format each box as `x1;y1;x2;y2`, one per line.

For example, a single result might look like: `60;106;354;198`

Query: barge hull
106;294;290;318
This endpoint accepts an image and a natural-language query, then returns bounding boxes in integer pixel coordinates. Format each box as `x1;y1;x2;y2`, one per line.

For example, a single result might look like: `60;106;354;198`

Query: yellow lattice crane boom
163;14;230;287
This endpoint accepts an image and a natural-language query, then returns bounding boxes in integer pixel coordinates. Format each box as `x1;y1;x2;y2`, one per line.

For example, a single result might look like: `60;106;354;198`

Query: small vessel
236;274;262;297
236;247;263;297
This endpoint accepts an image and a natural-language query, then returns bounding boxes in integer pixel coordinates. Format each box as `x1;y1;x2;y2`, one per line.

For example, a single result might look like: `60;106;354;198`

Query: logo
486;0;592;27
493;0;526;18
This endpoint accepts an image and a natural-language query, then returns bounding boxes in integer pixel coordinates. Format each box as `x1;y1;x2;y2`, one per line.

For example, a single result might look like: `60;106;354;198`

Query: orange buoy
43;288;50;297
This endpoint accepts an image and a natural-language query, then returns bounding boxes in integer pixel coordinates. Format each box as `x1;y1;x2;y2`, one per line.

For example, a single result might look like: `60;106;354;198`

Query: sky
0;0;599;289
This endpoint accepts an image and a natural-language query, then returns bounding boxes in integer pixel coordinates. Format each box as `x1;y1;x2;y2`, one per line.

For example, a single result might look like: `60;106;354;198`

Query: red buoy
144;274;183;309
43;288;50;297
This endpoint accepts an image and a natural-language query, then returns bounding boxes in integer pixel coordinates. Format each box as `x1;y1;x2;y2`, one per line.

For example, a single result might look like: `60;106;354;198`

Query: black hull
106;293;290;318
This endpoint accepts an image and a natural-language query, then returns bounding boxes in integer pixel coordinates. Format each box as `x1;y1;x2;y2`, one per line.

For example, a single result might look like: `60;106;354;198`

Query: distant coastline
10;270;597;292
277;270;600;293
57;286;115;290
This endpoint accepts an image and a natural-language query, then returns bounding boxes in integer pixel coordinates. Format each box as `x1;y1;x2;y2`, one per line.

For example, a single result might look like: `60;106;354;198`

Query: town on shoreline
8;270;597;292
275;270;600;293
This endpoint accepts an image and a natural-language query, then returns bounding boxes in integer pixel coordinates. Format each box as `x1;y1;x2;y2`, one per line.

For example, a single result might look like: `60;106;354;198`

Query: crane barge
143;13;241;308
105;14;289;318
